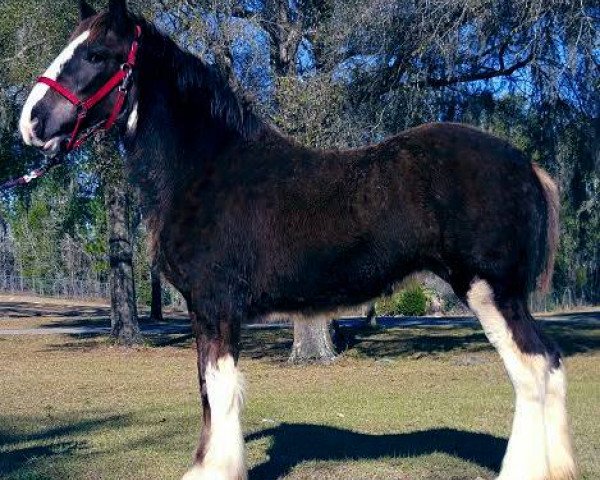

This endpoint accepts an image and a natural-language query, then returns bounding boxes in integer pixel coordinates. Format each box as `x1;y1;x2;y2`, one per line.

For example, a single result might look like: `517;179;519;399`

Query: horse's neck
125;33;228;202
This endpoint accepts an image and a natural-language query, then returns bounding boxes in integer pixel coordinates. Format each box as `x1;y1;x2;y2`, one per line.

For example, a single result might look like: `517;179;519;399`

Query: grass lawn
1;317;599;479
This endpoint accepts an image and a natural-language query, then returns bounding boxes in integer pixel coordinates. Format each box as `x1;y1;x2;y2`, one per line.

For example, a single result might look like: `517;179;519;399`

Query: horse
18;1;575;479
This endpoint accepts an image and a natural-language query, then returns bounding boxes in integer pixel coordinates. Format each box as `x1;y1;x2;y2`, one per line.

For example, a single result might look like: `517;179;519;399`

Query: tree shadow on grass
40;315;189;330
347;330;491;359
41;311;599;361
241;328;293;361
541;321;600;356
0;301;110;319
337;314;600;359
247;423;506;479
0;415;128;477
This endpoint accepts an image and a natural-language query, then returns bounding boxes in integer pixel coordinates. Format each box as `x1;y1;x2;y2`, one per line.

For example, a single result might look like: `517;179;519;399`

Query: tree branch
415;52;534;88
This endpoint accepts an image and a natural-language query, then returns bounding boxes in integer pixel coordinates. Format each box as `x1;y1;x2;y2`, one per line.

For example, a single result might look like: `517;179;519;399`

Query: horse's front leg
182;309;246;480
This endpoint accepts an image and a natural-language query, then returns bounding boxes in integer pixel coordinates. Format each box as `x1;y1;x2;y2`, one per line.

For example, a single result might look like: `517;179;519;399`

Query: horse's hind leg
182;309;246;480
544;337;576;480
466;279;575;480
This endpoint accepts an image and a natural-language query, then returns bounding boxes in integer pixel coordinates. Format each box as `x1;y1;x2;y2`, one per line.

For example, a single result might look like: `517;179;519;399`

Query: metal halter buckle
119;63;133;92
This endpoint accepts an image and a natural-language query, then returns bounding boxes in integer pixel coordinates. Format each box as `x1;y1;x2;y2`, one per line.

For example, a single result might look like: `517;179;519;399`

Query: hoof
548;464;577;480
181;464;246;480
547;435;577;480
496;468;577;480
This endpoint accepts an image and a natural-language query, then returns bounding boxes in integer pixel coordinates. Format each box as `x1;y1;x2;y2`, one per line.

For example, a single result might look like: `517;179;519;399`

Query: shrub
374;282;430;316
396;283;429;316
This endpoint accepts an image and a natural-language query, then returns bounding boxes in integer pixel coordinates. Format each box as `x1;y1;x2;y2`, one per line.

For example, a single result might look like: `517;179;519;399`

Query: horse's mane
87;13;265;140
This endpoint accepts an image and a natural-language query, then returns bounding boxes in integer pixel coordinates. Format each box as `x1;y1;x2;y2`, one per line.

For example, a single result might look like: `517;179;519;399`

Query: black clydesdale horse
18;1;574;479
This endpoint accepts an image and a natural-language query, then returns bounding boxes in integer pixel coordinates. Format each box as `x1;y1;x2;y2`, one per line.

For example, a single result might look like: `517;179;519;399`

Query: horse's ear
78;0;96;20
108;0;128;31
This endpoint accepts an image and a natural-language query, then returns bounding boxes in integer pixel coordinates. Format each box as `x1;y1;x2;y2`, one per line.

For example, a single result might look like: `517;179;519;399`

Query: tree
97;139;142;346
105;178;141;345
289;315;337;364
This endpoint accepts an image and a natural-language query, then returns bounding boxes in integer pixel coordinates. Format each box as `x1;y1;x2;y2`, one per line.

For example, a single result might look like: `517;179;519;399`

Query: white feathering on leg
182;354;246;480
545;364;576;480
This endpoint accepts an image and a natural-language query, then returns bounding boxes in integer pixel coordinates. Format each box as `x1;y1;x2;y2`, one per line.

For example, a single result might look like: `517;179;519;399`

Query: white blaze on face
19;30;90;147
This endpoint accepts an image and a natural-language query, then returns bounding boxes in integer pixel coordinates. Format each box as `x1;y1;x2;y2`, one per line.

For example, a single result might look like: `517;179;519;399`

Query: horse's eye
87;52;106;64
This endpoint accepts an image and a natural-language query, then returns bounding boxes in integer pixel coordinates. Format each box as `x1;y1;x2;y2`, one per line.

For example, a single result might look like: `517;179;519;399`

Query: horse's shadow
0;415;126;476
247;423;506;479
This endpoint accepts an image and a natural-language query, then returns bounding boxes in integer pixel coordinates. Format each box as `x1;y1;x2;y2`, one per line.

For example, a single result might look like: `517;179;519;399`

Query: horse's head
19;0;138;157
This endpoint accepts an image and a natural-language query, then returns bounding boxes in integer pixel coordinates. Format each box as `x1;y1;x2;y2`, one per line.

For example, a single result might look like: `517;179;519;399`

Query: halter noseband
37;25;142;152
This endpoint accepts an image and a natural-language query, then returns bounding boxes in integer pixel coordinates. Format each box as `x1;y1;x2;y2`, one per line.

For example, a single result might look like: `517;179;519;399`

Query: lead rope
0;116;111;192
0;155;65;191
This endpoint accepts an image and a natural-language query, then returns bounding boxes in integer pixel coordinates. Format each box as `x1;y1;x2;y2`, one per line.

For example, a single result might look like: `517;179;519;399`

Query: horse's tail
532;164;560;293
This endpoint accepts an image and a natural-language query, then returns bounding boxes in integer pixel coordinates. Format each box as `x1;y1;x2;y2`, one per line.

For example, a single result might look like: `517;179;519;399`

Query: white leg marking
467;280;550;480
19;30;90;146
545;365;576;480
127;102;138;134
182;354;246;480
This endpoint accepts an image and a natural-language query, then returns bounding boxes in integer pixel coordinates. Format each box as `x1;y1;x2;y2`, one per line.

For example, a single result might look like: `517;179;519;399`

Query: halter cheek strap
37;25;141;152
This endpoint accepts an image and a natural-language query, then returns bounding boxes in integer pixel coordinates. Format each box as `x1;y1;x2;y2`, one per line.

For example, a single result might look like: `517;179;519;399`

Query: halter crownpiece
37;24;142;152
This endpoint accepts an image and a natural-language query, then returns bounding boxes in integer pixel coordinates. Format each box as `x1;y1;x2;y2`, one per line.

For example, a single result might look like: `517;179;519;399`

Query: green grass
1;319;599;480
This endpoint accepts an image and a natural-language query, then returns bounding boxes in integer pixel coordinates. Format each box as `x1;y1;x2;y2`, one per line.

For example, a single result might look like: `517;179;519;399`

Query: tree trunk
366;302;377;327
105;176;142;345
149;263;163;322
289;315;336;364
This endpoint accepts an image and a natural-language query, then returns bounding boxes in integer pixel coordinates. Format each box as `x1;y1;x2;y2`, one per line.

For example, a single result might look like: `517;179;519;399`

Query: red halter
37;25;142;152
